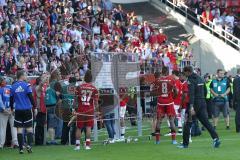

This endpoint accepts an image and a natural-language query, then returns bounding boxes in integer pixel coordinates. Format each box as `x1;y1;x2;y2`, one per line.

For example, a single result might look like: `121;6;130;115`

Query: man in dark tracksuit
178;66;221;148
233;68;240;133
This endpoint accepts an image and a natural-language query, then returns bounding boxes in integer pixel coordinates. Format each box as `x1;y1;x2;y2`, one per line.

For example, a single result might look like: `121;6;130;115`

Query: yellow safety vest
205;80;212;99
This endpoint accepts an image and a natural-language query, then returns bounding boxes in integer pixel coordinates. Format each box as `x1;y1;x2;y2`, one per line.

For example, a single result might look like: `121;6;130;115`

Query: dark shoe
26;146;32;153
151;133;156;136
213;138;221;148
226;126;230;130
47;141;58;145
177;144;188;149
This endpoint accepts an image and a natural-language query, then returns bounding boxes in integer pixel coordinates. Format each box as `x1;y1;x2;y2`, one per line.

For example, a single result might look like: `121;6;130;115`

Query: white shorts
174;105;180;114
119;106;126;118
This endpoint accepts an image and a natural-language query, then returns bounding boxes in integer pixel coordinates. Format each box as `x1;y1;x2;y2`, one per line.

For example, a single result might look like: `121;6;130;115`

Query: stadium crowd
171;0;240;38
0;0;239;154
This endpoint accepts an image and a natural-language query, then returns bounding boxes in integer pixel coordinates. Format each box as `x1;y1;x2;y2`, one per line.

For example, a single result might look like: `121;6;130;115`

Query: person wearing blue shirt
210;69;231;130
10;70;36;154
0;77;18;149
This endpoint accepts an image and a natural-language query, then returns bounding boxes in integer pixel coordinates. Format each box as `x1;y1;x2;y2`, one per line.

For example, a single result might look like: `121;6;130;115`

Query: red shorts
157;104;176;118
76;107;94;129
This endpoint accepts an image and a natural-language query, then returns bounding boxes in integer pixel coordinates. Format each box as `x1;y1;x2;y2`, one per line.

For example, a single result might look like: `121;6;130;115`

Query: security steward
204;74;213;119
178;66;220;148
210;69;230;130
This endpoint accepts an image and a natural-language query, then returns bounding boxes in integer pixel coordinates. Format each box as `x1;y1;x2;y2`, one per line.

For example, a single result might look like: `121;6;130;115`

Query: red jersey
154;76;176;105
120;97;129;107
157;34;167;44
181;81;189;108
149;35;158;45
75;83;99;109
101;23;110;35
174;79;182;105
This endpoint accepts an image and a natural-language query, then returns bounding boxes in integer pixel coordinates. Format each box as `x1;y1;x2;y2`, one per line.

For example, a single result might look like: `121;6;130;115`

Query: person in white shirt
143;21;151;42
211;7;220;18
141;43;152;60
225;12;235;34
162;53;171;69
75;26;82;39
213;14;223;34
225;12;235;28
92;23;100;35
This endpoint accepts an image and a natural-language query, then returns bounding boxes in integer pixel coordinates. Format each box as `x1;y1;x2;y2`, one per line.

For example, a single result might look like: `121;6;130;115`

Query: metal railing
91;52;197;73
158;0;240;51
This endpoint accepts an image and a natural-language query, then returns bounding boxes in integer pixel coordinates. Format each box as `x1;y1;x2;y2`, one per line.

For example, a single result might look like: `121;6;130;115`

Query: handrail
158;0;240;51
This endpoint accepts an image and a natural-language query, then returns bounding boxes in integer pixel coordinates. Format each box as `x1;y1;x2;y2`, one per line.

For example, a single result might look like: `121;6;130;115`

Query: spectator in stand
140;21;154;42
157;28;168;44
225;12;235;34
149;30;159;46
102;0;113;15
201;5;214;25
213;14;224;34
211;3;221;18
233;23;240;38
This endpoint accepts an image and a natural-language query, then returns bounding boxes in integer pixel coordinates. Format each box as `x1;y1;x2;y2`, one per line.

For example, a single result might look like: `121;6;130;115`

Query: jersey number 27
81;90;93;103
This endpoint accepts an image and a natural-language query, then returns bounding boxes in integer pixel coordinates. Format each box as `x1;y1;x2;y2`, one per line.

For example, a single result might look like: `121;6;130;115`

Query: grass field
1;116;240;160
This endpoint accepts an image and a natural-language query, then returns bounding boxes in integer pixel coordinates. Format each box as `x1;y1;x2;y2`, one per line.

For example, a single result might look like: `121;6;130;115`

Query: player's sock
167;120;170;128
120;127;125;139
76;140;80;146
86;139;91;147
17;133;23;150
155;133;160;143
155;129;160;142
27;132;33;147
171;131;176;141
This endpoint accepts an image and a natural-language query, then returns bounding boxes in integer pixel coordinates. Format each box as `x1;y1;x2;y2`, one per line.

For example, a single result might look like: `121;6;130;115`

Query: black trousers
206;98;213;119
61;122;76;145
35;112;46;145
183;100;219;146
235;102;240;132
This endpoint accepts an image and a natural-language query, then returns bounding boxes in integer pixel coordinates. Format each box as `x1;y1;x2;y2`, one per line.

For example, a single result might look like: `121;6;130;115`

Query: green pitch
1;117;239;160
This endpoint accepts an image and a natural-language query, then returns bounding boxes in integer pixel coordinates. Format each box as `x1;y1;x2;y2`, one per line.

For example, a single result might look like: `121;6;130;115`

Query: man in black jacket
178;66;220;148
233;68;240;132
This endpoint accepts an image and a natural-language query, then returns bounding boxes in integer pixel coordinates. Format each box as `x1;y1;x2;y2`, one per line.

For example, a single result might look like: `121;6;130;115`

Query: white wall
150;0;240;74
111;0;148;3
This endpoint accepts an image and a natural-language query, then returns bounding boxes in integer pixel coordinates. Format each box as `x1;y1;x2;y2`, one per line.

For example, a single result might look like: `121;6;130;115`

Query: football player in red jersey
69;70;99;150
172;70;183;134
179;72;192;143
119;88;129;141
179;72;189;123
152;66;177;144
